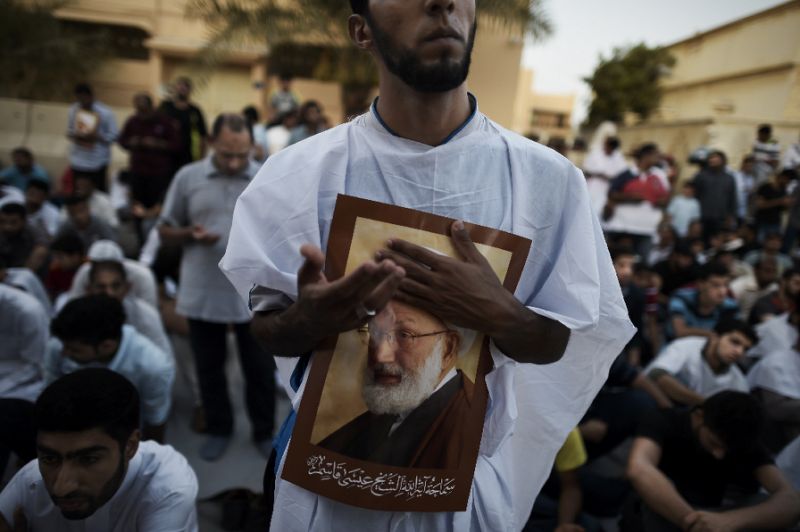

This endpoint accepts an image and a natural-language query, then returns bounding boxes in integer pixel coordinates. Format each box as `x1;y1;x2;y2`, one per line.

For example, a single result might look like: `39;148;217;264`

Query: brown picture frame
281;194;531;511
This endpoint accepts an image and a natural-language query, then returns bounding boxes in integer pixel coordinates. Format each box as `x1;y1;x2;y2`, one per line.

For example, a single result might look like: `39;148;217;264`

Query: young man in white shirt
0;368;198;532
646;319;756;406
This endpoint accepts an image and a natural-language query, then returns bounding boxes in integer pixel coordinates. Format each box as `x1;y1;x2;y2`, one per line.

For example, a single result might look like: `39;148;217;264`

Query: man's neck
697;293;717;314
374;78;471;146
702;340;726;374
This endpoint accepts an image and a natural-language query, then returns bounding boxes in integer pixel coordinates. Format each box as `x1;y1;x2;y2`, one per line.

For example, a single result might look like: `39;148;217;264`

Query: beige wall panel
467;28;523;129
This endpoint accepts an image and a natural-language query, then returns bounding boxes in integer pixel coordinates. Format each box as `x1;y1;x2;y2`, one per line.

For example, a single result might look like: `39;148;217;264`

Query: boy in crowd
626;391;800;531
667;261;739;340
646;319;755;407
0;369;198;531
44;232;85;303
45;295;174;443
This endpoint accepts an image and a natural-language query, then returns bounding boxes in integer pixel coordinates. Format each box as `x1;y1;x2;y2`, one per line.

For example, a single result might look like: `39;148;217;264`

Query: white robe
220;102;635;531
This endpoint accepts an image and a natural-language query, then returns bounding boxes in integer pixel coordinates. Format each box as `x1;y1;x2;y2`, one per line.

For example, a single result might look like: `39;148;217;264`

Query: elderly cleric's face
361;300;458;415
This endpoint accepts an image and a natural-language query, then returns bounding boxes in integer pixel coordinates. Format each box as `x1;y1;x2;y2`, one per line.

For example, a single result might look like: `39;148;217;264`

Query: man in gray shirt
159;113;275;461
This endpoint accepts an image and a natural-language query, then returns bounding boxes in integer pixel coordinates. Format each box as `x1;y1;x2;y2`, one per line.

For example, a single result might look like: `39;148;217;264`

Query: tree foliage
584;43;675;127
0;0;112;101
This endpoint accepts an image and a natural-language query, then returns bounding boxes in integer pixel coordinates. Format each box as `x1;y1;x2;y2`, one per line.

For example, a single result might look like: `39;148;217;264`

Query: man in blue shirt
0;148;49;192
667;262;739;341
67;83;118;192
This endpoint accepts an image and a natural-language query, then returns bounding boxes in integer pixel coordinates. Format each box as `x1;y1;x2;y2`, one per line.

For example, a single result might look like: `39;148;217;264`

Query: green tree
584;43;675;127
0;0;112;101
188;0;552;118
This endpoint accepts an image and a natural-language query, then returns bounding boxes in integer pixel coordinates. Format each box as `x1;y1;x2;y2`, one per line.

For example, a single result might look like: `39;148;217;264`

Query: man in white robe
219;1;634;530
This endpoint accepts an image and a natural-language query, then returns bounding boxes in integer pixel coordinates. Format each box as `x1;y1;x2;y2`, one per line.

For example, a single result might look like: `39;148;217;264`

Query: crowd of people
0;63;799;532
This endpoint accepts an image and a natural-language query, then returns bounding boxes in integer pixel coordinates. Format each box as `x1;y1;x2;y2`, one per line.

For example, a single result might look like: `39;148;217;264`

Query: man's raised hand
293;244;405;338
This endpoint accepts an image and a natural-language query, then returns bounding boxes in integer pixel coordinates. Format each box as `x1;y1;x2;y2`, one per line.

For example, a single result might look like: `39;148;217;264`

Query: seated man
0;253;52;316
69;239;158;308
646;319;755;407
749;267;800;325
55;195;115;250
0;147;50;192
729;256;778;322
319;299;477;469
0;202;48;272
666;261;739;341
0;368;198;531
45;232;85;305
0;283;48;472
626;391;800;531
747;319;800;453
24;180;60;239
65;173;119;229
45;294;174;442
86;260;171;356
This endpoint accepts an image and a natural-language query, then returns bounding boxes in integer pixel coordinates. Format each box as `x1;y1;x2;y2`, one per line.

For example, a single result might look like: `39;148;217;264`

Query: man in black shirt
626;391;800;531
159;77;208;173
754;169;793;243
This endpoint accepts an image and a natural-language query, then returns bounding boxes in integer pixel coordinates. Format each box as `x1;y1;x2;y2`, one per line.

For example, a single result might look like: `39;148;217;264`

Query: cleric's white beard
362;339;445;416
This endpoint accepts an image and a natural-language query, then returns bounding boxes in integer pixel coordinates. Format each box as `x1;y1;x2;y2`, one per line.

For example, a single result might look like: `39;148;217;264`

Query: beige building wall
619;0;800;181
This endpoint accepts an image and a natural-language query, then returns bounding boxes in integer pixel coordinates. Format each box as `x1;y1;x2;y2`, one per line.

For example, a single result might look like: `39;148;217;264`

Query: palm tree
188;0;552;117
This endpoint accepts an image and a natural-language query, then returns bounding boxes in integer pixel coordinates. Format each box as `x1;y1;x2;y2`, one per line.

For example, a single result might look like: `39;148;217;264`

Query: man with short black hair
87;260;171;356
0;147;50;192
45;295;174;443
0;202;48;272
647;318;755;407
0;368;198;531
24;179;59;238
56;195;115;249
626;391;800;531
159;77;208;172
159;113;275;461
692;150;738;243
67;83;118;193
667;261;739;340
750;267;800;324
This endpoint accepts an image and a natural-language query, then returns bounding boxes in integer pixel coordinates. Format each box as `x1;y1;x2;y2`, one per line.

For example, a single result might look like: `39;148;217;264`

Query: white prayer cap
87;240;124;262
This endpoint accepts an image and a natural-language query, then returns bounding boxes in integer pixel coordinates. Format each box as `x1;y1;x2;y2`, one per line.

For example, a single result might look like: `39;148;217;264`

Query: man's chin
57;501;95;520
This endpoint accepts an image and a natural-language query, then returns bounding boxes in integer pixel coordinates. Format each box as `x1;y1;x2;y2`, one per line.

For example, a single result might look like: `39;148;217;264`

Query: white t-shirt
750;313;797;359
747;348;800;400
0;441;198;532
0;284;48;402
646;336;749;397
220;101;635;531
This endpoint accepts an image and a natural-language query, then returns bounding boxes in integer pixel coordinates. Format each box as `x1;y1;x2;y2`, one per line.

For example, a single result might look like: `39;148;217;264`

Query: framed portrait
74;109;99;136
281;194;531;511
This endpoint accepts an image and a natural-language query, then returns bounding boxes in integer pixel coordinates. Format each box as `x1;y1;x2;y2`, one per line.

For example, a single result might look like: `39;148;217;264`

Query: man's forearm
252;306;329;357
653;374;704;406
628;463;694;527
633;373;673;408
490;297;570;364
158;225;193;246
723;490;800;531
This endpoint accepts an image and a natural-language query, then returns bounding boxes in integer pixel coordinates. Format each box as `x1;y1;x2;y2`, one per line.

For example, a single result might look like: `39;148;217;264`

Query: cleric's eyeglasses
357;326;450;350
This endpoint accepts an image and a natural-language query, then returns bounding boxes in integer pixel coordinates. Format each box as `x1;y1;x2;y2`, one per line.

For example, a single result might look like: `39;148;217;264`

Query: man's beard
362;339;446;415
52;452;127;520
367;14;476;93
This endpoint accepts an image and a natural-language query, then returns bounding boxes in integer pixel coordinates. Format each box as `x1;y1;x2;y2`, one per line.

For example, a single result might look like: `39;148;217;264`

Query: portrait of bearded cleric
318;299;477;468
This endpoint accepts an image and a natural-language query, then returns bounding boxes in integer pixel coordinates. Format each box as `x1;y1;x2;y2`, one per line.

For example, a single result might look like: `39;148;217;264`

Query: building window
59;20;149;61
531;110;567;129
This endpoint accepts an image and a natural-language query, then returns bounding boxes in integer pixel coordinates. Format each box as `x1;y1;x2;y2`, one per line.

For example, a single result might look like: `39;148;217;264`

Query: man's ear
125;429;140;461
443;332;459;369
348;14;372;51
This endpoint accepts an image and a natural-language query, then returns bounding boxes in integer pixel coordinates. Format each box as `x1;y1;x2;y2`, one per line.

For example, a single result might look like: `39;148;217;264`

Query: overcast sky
522;0;787;126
